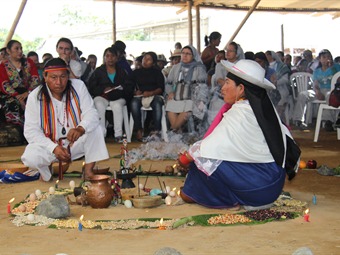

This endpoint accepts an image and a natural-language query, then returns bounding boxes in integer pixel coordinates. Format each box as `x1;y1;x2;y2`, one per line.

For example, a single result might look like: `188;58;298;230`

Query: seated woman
88;47;129;142
126;51;165;141
0;40;40;128
265;50;291;122
254;51;281;107
179;60;300;209
165;45;209;133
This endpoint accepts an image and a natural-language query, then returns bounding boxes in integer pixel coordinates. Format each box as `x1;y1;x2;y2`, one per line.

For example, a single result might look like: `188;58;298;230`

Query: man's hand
67;126;85;145
53;145;71;162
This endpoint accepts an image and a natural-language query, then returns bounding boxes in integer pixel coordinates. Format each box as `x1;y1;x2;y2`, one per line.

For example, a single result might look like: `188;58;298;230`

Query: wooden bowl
0;163;29;174
132;196;163;208
51;162;70;175
93;166;110;175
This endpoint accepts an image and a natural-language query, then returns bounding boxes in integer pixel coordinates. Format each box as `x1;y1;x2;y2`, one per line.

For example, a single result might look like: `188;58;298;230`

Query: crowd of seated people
1;35;339;146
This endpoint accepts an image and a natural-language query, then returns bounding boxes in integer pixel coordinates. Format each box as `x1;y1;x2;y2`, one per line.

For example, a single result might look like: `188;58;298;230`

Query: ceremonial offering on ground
7;198;15;214
132;195;163;208
78;215;84;231
303;209;310;222
158;218;166;230
165;196;172;205
85;175;113;208
69;180;75;190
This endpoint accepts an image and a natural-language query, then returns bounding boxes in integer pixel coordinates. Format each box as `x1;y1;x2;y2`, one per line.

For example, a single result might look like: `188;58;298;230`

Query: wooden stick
156;176;163;193
138;175;140;197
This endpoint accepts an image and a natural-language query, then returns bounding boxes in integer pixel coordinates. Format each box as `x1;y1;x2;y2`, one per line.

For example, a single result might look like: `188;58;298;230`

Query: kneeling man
22;58;109;181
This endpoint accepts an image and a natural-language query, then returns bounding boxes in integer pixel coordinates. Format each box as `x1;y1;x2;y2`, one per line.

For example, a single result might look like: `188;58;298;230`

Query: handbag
174;81;191;101
328;82;340;108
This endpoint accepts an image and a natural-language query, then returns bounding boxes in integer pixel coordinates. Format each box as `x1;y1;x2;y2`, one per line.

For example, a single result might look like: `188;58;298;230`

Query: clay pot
85;175;113;208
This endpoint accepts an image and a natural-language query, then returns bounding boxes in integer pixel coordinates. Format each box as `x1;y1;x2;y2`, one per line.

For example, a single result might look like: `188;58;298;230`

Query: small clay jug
85;175;113;208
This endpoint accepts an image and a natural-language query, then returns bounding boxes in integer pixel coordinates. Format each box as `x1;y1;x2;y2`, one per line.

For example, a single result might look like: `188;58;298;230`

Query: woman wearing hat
179;60;300;209
162;49;181;78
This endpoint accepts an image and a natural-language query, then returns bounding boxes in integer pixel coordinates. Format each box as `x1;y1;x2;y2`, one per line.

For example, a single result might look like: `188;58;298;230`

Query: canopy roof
110;0;340;18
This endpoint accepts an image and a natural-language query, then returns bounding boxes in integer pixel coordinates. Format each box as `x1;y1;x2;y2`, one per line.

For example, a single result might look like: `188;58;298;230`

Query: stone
317;165;335;176
292;247;314;255
35;195;70;219
154;247;182;255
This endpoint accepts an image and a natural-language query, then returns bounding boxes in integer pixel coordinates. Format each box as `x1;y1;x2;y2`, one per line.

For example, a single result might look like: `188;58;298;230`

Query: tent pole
112;0;116;43
4;0;27;46
196;5;201;53
224;0;261;49
187;0;193;46
281;24;284;52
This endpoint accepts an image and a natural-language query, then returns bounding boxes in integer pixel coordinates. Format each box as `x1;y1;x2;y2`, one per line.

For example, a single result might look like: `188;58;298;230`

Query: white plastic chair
313;71;340;142
129;105;169;142
106;105;131;143
290;72;314;124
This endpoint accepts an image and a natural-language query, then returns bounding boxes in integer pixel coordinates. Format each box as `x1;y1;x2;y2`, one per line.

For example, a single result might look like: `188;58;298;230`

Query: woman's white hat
221;59;275;90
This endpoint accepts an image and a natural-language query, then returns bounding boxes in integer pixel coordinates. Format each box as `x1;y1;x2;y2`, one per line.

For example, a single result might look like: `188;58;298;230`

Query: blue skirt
182;161;285;208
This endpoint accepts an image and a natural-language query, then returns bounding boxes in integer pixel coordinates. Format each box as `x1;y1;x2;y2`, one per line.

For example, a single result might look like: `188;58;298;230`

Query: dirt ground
0;128;339;255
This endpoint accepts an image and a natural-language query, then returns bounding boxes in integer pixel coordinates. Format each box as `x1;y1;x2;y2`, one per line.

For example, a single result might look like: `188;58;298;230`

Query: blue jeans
130;95;164;131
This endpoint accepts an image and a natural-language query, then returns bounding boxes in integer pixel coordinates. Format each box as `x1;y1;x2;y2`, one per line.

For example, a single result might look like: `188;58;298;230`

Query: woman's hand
143;91;153;97
16;92;28;110
177;151;193;169
167;92;175;100
135;89;143;96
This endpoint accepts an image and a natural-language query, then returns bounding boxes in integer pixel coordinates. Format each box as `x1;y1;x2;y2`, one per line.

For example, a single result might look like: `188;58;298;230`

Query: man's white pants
21;127;109;181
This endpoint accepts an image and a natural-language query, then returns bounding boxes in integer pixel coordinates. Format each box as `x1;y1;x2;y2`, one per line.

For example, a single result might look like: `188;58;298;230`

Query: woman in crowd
165;45;209;133
265;50;291;121
208;41;244;124
126;51;165;141
254;51;281;106
88;47;129;142
179;60;300;209
0;40;40;127
201;31;221;71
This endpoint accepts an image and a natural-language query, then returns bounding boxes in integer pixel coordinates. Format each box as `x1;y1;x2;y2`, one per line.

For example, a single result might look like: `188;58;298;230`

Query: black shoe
114;136;123;143
324;120;334;132
294;121;308;130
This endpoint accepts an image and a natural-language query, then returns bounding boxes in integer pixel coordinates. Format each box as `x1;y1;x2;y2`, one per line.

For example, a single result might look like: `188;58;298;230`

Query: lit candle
55;180;59;189
82;162;86;181
158;218;166;230
165;196;172;206
303;209;310;222
7;198;15;214
78;215;84;231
